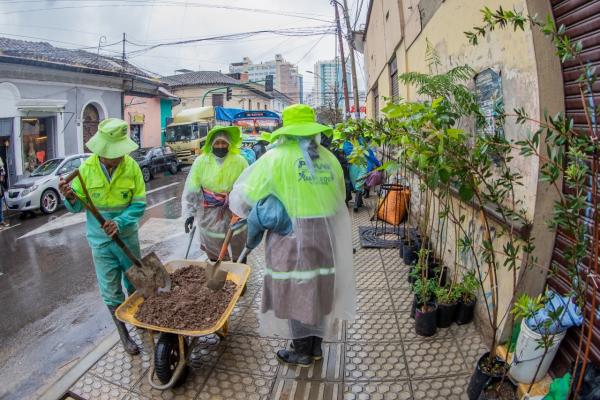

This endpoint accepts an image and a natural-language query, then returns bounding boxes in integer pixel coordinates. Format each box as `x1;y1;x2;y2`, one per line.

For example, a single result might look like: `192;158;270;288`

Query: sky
0;0;368;94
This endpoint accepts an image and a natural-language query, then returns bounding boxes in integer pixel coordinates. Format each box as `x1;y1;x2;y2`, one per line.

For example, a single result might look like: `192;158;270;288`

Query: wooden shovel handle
64;169;142;268
217;215;241;261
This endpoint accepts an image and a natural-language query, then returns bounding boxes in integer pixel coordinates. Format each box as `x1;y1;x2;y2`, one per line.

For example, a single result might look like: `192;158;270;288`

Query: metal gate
549;0;600;370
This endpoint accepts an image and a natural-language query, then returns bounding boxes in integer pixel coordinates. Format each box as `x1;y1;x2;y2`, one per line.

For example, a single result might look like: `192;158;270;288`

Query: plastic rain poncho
230;135;356;340
182;128;248;260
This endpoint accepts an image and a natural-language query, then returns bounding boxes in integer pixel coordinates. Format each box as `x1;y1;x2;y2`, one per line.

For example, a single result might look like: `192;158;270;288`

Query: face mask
213;147;228;158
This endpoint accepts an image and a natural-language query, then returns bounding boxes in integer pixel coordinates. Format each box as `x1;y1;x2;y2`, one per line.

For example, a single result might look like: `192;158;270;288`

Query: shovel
64;170;172;298
205;215;246;291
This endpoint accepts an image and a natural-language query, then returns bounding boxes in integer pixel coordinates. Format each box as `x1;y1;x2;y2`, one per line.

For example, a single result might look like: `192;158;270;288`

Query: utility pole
122;32;126;63
333;2;350;118
341;0;361;119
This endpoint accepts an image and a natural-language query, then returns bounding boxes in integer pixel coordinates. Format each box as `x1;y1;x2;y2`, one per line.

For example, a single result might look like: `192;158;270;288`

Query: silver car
6;154;91;214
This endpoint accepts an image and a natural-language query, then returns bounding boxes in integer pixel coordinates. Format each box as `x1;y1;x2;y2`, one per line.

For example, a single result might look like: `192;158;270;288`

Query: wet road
0;170;190;400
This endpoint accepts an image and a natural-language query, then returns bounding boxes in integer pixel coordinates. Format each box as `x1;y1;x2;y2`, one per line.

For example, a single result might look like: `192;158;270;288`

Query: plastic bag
526;290;583;334
376;185;410;226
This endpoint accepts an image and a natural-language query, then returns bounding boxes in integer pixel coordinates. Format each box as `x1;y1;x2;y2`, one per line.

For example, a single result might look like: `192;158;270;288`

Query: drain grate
359;226;414;248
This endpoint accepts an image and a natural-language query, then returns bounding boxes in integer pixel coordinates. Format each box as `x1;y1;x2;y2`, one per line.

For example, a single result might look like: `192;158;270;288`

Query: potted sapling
456;272;478;325
413;254;438;336
434;282;460;328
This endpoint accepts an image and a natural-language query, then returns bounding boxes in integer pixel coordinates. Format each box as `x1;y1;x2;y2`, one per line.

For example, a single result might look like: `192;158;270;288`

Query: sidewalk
57;199;486;399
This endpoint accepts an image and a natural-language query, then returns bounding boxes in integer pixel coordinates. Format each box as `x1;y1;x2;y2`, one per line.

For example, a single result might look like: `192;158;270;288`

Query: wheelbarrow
115;259;251;389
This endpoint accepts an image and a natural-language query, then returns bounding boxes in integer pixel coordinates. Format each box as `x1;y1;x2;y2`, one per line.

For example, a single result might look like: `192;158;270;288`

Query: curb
36;331;119;400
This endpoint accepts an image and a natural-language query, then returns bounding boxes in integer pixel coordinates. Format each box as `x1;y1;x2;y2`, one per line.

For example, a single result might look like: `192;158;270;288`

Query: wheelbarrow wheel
155;333;189;387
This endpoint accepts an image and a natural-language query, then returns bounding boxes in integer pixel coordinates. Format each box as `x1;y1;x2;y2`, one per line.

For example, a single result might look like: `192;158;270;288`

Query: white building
312;58;352;109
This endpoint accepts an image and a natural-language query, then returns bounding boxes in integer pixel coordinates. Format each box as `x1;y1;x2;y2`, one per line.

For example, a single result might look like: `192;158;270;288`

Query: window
389;56;399;103
212;93;224;107
57;157;82;175
257;102;261;109
475;68;504;138
264;104;267;110
248;99;252;110
21;116;54;174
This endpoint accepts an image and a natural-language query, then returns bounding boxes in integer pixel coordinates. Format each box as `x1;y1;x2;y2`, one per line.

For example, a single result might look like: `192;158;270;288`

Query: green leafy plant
456;272;479;304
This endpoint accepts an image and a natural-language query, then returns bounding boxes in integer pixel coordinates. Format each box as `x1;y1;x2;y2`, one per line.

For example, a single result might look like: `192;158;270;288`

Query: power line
0;1;332;23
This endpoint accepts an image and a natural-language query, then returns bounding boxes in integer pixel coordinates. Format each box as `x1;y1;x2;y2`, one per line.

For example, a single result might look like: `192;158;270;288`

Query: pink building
124;88;178;148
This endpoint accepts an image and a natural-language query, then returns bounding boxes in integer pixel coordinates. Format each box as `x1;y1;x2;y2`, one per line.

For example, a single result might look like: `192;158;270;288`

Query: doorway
82;104;100;152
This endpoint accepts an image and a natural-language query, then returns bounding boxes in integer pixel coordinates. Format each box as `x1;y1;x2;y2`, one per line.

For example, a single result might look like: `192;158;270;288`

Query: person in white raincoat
230;104;356;367
182;126;248;261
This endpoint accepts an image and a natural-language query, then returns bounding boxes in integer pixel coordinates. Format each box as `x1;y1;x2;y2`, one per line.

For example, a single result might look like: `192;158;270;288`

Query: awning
16;99;68;113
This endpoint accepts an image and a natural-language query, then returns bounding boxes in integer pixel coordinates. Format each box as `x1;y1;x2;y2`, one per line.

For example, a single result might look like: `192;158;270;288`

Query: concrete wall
172;85;274;114
124;95;162;148
363;0;565;342
0;64;122;178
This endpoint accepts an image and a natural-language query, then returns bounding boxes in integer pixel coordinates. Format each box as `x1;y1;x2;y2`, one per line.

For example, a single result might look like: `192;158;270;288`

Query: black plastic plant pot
456;299;476;325
436;302;458;328
402;242;419;265
415;303;438;337
467;352;507;400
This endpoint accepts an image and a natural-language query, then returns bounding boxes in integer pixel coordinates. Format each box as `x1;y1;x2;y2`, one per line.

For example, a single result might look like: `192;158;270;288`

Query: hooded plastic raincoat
182;126;248;260
230;134;356;340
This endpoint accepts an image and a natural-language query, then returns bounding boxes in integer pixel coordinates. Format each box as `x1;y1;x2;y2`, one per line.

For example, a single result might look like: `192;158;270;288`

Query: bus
232;110;281;138
165;107;214;165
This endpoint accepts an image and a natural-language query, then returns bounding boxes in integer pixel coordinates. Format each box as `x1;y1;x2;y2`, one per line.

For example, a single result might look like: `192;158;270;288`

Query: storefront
0;118;15;188
129;113;145;146
20;116;56;175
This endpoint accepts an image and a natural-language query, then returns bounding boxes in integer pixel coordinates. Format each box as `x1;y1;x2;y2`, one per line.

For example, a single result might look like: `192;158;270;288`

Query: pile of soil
135;265;237;330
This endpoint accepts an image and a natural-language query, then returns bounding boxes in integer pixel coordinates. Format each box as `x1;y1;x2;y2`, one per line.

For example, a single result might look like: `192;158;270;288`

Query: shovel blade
126;252;172;298
207;269;228;291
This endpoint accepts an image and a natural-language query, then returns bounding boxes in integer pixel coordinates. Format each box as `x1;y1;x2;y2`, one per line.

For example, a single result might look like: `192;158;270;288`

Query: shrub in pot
413;276;437;336
434;284;460;328
456;272;478;325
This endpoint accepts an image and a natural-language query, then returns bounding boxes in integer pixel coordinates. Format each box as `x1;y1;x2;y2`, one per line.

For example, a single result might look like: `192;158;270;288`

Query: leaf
459;184;474;202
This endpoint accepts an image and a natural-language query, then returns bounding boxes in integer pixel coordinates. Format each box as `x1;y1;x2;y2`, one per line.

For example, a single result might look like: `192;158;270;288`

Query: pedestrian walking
59;118;145;355
182;126;248;261
230;104;357;367
343;138;381;211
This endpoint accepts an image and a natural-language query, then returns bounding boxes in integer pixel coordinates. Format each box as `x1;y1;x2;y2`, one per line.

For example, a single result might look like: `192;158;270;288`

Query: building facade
312;58;352;109
229;55;303;103
124;88;178;148
362;0;565;346
163;71;290;115
0;37;161;184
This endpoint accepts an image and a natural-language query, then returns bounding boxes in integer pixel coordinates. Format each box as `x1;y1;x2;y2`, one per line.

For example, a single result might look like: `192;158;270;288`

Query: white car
6;154;91;214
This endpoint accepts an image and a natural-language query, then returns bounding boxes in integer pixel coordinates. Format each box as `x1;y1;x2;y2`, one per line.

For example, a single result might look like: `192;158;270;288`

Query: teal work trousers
90;234;140;307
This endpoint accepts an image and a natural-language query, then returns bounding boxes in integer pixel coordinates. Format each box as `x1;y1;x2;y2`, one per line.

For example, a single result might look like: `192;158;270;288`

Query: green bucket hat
202;125;242;155
271;104;333;140
85;118;138;159
258;131;272;143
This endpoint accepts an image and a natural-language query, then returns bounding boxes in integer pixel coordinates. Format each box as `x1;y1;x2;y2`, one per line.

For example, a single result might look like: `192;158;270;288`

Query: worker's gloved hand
58;177;76;203
103;220;118;238
184;216;194;233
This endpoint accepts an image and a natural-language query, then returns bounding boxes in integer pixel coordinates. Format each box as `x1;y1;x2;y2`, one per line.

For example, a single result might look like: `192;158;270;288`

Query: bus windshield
234;118;279;135
165;124;209;142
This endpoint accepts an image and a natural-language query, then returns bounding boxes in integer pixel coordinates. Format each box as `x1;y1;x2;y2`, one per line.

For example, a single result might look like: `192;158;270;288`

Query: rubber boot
311;337;323;360
276;337;313;367
289;336;323;360
108;305;140;355
353;190;363;212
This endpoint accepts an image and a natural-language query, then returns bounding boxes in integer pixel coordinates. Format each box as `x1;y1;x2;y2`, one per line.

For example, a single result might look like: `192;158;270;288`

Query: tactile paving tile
356;290;394;313
69;371;129;400
215;334;286;377
132;367;210;400
355;270;388;289
197;370;273;400
396;311;453;342
404;338;469;379
345;342;407;381
343;380;413;400
89;343;151;389
279;342;344;381
188;334;226;368
379;248;402;262
411;374;470;399
233;307;286;339
235;284;259;308
455;330;489;369
390;288;413;311
385;267;412;290
228;304;249;331
450;320;482;338
346;313;401;342
271;379;343;400
354;251;385;272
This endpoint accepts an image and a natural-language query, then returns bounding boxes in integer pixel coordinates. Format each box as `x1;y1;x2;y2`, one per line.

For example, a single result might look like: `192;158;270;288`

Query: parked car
131;146;180;183
6;154;91;214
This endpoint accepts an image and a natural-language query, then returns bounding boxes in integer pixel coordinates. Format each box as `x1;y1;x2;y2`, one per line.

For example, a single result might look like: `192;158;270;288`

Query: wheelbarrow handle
64;169;143;268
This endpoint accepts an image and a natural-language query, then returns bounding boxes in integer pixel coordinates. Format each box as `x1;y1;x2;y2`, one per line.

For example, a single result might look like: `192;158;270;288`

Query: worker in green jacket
182;126;248;261
59;118;145;355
